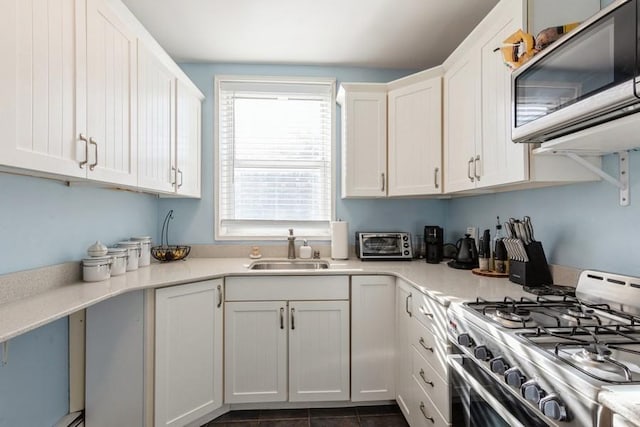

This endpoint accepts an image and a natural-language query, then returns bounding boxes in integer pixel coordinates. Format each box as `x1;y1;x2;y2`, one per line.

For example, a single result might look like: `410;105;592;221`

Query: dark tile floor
203;404;409;427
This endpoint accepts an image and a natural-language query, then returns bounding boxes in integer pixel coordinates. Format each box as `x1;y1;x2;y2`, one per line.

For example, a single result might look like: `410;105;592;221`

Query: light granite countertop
599;386;640;426
0;257;533;343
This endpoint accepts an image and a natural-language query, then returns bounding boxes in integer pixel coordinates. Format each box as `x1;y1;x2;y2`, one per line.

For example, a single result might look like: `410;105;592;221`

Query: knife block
508;241;553;286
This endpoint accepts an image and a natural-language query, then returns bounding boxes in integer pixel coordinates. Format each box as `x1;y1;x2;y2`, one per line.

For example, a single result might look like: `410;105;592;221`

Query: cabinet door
137;41;175;193
388;76;442;196
176;79;202;198
340;86;387;198
351;276;396;401
477;0;528;188
0;0;84;178
396;280;414;423
225;301;288;404
155;280;224;427
84;0;137;186
289;300;350;402
85;291;145;427
443;49;481;193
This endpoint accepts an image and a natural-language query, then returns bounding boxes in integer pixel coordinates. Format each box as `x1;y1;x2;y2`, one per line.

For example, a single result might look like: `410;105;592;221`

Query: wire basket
151;210;191;262
151;245;191;262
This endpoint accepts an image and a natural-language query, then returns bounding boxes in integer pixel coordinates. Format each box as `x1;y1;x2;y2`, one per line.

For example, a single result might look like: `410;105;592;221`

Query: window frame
213;75;337;241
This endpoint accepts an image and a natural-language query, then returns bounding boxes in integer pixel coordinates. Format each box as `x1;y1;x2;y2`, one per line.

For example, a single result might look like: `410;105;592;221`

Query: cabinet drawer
225;276;349;301
411;376;450;427
412;347;449;422
410;319;449;378
412;291;447;339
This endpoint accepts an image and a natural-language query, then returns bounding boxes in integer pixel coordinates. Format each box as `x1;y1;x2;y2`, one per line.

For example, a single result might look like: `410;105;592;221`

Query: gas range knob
457;333;474;347
539;395;568;421
504;367;526;388
489;356;509;375
473;345;493;361
521;380;546;404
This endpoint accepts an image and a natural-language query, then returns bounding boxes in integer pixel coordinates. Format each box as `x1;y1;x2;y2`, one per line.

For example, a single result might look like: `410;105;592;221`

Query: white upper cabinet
137;41;175;193
0;0;83;178
1;0;203;195
388;68;443;196
443;49;481;193
83;0;138;186
444;0;525;193
175;79;203;198
443;0;598;193
337;84;387;198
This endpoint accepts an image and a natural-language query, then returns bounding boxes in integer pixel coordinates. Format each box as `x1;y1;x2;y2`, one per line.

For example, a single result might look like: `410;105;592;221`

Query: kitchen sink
248;260;330;270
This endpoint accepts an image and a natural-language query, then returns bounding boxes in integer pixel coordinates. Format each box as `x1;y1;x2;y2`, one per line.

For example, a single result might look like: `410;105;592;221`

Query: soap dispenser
299;240;312;259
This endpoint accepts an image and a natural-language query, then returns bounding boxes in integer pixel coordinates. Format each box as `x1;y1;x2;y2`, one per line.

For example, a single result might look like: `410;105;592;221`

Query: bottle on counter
478;229;490;271
492;216;504;271
299;240;312;259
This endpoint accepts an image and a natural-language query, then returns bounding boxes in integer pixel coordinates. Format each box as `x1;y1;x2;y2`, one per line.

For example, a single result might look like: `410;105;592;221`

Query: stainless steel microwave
512;0;640;143
355;232;413;260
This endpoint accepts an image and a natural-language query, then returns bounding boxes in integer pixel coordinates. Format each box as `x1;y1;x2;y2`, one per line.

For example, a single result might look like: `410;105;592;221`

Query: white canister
82;256;112;282
130;236;152;267
107;247;128;276
118;241;141;271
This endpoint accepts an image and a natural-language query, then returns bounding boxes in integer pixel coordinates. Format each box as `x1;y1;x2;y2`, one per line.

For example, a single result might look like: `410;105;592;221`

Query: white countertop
0;257;532;343
599;386;640;426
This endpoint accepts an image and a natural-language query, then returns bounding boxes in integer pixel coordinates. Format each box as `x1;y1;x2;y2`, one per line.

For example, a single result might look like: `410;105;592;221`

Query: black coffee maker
424;226;443;264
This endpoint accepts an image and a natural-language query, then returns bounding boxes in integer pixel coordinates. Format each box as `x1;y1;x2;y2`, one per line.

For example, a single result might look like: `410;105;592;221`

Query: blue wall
445;151;640;277
0;173;158;427
158;63;448;244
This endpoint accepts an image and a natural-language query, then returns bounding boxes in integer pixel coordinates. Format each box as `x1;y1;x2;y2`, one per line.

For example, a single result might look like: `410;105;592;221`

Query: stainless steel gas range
447;270;640;427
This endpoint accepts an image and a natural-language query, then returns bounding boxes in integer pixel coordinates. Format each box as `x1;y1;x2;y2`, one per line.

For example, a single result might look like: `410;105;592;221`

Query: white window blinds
216;77;335;239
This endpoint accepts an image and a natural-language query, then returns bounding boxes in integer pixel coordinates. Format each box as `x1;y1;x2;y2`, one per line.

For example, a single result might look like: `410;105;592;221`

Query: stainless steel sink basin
248;260;330;270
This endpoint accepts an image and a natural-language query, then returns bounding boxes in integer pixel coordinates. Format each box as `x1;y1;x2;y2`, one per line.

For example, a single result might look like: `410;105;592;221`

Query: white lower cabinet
351;275;396;401
224;276;350;404
396;279;451;427
224;301;288;403
396;279;415;421
288;300;350;402
155;279;224;427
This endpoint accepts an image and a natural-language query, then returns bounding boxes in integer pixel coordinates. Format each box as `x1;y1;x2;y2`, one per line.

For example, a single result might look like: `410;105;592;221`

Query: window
215;76;335;240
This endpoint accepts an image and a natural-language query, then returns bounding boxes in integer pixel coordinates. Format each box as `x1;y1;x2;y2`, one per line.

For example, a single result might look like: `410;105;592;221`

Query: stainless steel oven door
448;355;551;427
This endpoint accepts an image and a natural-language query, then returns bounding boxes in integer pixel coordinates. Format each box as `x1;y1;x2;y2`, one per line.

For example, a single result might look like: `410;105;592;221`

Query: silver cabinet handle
474;155;481;180
79;134;89;168
381;172;385;192
171;166;177;185
434;167;439;189
419;306;434;319
280;307;284;329
467;157;474;182
405;293;412;317
178;169;183;188
290;307;295;330
419;337;434;352
89;137;98;171
419;402;435;423
216;285;222;308
419;369;434;387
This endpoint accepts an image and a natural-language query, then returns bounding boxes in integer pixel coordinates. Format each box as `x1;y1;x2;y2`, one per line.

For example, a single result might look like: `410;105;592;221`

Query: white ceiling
120;0;499;69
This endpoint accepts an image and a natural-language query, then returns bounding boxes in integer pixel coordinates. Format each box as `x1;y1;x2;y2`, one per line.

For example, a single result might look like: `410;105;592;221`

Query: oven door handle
448;355;528;427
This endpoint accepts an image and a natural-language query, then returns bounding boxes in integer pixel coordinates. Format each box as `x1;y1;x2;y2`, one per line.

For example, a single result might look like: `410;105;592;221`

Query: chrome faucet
287;228;296;259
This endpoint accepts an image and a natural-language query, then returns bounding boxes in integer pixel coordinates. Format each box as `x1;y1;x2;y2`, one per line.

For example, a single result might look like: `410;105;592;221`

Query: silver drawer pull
280;307;284;329
434;167;439;189
79;134;89;168
419;306;434;319
419;402;435;423
291;307;295;330
405;293;412;317
419;369;434;387
216;285;222;308
419;337;434;352
89;137;98;170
